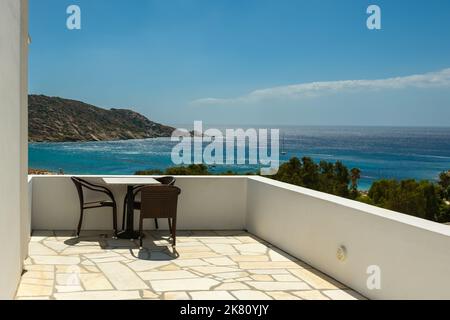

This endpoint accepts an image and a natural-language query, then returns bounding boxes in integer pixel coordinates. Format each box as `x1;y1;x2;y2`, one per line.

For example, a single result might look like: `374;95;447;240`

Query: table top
102;177;161;185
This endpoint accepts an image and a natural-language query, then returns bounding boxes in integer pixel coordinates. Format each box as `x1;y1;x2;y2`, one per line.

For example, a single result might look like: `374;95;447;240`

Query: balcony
16;230;363;300
13;175;450;300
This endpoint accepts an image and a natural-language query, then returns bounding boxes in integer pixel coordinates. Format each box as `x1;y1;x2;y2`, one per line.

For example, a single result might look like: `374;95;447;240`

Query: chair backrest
71;177;85;205
140;185;181;219
156;176;176;186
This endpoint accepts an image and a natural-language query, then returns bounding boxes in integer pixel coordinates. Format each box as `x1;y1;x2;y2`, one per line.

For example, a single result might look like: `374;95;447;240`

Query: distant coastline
28;94;175;142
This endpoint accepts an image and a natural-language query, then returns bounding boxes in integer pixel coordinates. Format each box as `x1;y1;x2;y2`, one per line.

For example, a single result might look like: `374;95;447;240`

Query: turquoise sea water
29;126;450;190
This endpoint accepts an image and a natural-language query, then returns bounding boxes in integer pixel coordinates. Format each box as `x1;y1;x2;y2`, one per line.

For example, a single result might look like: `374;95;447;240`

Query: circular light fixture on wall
337;245;347;262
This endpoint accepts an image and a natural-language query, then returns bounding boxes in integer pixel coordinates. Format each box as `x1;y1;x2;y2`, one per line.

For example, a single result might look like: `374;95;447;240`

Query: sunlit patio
16;230;365;300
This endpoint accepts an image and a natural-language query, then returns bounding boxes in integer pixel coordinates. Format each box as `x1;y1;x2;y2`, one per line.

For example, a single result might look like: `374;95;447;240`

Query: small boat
281;133;287;155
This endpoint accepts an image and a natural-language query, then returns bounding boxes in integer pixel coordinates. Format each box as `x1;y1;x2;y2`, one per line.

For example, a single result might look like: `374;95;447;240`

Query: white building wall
20;0;30;270
0;0;29;300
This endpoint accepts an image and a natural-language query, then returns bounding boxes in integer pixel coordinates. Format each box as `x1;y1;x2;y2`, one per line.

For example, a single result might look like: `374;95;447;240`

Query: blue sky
29;0;450;126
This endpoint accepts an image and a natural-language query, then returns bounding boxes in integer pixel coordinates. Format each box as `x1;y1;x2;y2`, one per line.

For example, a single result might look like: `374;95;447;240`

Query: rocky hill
29;95;175;142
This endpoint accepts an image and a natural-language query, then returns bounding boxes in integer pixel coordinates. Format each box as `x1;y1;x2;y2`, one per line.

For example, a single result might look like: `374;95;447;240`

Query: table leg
117;185;140;240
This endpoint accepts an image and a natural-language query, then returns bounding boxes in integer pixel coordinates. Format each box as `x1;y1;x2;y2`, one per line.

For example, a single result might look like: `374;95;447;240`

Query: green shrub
368;179;442;221
272;157;356;199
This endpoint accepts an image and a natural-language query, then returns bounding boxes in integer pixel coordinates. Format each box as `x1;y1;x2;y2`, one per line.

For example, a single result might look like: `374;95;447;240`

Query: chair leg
122;195;128;230
112;206;118;238
171;218;177;247
154;218;159;230
139;217;144;248
168;218;172;235
77;208;84;237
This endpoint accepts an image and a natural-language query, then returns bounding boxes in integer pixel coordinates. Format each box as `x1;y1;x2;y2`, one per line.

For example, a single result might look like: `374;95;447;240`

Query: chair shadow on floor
63;230;179;261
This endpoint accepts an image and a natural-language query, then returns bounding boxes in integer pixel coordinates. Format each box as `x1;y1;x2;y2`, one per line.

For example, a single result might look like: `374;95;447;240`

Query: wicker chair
71;177;118;238
138;185;181;247
121;176;176;230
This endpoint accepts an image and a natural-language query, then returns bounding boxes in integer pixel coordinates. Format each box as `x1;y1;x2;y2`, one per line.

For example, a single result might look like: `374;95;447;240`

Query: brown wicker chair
71;177;118;238
138;185;181;248
121;176;176;231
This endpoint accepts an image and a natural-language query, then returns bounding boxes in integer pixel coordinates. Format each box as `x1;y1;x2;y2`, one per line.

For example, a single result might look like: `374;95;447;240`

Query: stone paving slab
15;230;366;300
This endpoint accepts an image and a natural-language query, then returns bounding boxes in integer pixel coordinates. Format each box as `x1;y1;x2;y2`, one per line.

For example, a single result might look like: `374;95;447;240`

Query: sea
29;126;450;190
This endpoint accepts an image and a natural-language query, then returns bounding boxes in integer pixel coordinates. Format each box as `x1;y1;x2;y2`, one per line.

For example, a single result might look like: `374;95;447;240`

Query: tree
333;161;350;198
273;157;303;186
368;179;442;221
300;157;319;190
273;157;355;199
438;170;450;200
350;168;361;199
136;164;209;176
318;160;336;195
135;169;163;175
165;164;209;175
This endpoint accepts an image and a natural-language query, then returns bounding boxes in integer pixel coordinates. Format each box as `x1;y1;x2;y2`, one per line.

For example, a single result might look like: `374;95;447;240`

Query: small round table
102;177;161;240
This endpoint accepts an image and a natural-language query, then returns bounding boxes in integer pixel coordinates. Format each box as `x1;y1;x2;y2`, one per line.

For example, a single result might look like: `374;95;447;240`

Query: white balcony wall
0;0;29;300
31;176;247;231
246;176;450;300
29;175;450;299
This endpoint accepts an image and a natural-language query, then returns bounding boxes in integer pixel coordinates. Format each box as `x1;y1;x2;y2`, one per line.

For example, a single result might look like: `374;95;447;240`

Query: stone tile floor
16;230;366;300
